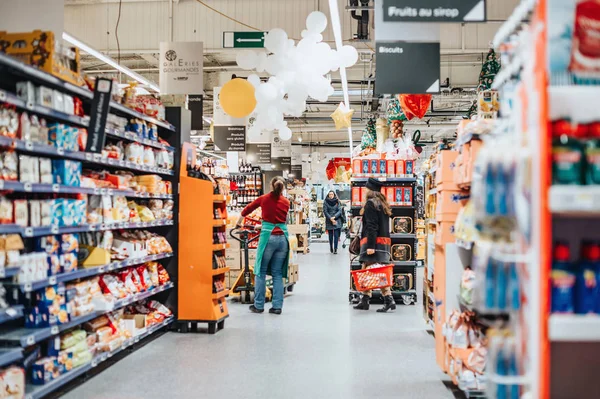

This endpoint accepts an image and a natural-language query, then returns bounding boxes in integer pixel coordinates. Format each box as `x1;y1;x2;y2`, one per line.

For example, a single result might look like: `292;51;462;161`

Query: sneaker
249;305;264;313
334;250;338;254
269;308;282;315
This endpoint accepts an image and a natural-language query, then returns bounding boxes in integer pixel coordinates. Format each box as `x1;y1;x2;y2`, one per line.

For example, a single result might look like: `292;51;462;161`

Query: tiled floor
63;243;452;399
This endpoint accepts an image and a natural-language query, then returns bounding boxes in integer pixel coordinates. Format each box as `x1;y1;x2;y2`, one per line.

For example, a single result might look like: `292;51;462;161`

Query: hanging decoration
360;116;377;151
466;48;501;118
219;78;257;118
386;98;407;123
326;158;352;183
399;94;432;120
235;11;359;140
330;102;354;130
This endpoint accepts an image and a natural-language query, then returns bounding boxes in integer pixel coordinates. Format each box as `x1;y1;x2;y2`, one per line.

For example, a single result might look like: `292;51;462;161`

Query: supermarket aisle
63;243;451;399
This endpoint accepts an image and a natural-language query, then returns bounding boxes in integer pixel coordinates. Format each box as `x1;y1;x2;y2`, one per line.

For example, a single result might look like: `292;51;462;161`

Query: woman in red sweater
237;176;290;314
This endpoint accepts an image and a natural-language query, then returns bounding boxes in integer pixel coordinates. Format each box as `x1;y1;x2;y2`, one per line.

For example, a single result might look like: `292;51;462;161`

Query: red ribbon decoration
399;94;432;120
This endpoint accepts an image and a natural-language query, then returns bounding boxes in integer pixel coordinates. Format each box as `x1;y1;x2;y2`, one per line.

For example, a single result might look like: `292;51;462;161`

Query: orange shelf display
178;143;229;334
211;267;230;276
213;194;227;202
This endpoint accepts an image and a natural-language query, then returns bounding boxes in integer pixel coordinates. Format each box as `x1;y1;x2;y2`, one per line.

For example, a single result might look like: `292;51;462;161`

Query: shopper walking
237;176;290;315
353;178;396;313
324;190;343;254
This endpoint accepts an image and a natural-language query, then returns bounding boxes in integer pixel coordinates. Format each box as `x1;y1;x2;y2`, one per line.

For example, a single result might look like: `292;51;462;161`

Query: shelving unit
349;177;418;306
0;51;181;397
177;143;229;334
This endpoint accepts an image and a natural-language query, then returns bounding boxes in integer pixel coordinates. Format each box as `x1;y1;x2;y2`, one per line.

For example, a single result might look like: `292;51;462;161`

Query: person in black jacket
353;178;396;313
323;190;343;254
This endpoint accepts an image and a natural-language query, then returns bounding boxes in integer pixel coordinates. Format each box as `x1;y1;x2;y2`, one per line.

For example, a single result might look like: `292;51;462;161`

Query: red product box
386;160;395;177
352;187;361;206
385;186;395;205
360;187;367;203
352;159;362;177
396;160;406;177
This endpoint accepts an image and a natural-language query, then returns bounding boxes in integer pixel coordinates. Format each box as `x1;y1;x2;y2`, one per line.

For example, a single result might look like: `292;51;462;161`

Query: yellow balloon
219;78;257;118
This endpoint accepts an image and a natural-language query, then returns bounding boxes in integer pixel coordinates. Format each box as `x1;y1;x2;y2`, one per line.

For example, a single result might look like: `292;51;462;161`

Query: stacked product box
351;157;416;178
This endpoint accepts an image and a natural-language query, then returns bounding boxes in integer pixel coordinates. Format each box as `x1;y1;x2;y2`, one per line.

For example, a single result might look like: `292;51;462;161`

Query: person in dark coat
323;190;343;254
353;178;395;313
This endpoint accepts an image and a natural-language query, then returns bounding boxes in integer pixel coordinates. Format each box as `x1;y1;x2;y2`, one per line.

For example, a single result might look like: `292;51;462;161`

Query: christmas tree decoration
466;48;501;118
360;116;377;150
330;102;355;130
399;94;432;120
386;98;407;124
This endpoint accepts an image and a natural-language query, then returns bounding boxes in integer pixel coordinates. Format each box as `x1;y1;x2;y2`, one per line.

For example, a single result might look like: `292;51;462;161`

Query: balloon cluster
236;11;359;141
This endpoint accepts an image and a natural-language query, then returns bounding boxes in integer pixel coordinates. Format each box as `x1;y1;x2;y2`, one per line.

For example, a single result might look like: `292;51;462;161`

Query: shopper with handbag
323;190;343;254
236;176;290;315
353;178;396;313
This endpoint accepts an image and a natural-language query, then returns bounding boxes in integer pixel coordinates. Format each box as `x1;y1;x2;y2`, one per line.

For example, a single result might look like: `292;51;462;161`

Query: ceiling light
62;32;160;93
298;137;303;142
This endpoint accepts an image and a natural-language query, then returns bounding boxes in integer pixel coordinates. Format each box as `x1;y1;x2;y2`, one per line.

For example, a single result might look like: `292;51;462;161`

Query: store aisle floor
63;243;452;399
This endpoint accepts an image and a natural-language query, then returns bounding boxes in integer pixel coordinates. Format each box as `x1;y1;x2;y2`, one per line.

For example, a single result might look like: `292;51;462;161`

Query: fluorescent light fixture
298;137;303;142
197;149;225;160
328;0;353;154
62;32;160;93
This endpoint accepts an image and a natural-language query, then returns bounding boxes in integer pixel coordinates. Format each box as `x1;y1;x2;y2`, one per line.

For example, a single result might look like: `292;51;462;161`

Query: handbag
349;219;362;255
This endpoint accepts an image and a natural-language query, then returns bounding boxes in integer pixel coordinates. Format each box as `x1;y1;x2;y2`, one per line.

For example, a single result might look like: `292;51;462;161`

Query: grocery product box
123;314;147;337
435;190;462;215
435;150;458;187
225;250;241;270
435;221;456;247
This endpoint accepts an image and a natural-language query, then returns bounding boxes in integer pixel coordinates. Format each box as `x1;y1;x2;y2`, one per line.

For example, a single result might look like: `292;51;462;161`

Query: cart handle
229;225;261;244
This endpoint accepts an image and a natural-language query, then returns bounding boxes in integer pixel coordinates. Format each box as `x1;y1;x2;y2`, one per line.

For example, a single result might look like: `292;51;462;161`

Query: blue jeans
328;228;341;252
255;234;288;310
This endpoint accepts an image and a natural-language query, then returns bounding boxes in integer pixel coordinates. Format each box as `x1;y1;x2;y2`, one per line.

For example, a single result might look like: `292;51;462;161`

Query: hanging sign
272;134;292;157
159;41;203;95
272;157;291;172
375;41;440;94
246;143;272;164
86;78;113;153
188;94;203;131
290;164;303;179
382;0;486;22
223;32;267;48
213;126;246;152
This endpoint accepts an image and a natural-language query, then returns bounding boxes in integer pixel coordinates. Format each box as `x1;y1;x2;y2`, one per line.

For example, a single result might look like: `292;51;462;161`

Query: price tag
107;189;113;196
57;148;64;156
98;266;105;273
88;224;96;232
0;181;4;191
107;264;114;271
50;326;59;335
24;183;32;192
24;283;32;293
49;276;57;285
93;188;100;195
5;307;17;317
26;101;34;110
100;188;107;195
51;225;59;234
24;227;33;237
0;91;5;101
134;336;140;343
52;184;60;193
86;153;93;161
108;158;115;165
25;335;35;345
119;160;125;167
91;359;98;368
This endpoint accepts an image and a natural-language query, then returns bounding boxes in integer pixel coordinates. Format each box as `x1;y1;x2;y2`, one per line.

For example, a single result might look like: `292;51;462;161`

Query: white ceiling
63;0;519;142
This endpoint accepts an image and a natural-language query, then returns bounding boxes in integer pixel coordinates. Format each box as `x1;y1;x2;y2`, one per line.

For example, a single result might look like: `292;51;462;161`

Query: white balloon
236;51;258;70
256;82;278;103
329;49;340;71
247;74;261;88
255;52;268;73
338;45;359;68
307;76;330;102
279;126;292;141
306;11;328;34
265;28;289;54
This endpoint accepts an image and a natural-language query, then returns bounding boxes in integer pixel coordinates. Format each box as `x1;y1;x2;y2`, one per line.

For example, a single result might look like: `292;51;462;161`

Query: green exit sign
223;32;267;48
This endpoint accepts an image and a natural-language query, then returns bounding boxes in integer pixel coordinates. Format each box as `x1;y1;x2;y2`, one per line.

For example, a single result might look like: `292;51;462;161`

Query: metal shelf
391;233;417;239
0;283;173;347
549;314;600;342
0;267;20;279
351;177;416;184
0;305;24;324
0;348;22;368
0;89;88;127
0;136;174;176
6;253;173;293
0;180;173;200
549;185;600;216
0;219;173;237
24;316;173;399
106;128;175;151
108;101;176;132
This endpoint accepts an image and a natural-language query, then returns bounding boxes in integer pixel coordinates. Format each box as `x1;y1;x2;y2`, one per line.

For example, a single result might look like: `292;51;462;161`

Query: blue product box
47;255;61;276
361;159;369;175
36;236;60;255
50;199;64;226
60;234;79;253
66;127;79;152
405;160;414;175
52;159;82;187
35;284;66;305
60;252;78;273
47;336;61;357
148;124;158;141
25;306;48;328
65;288;77;303
62;200;76;227
48;123;65;149
32;357;57;385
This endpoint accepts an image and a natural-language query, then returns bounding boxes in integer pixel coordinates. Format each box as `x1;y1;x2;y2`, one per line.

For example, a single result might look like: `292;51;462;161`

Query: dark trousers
328;228;341;252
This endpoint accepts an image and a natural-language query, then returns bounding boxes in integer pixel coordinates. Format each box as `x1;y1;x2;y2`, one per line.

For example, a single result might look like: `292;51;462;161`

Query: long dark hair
360;188;392;216
270;176;285;196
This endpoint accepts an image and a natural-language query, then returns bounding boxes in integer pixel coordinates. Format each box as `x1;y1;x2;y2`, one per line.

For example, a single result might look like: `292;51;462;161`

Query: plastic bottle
575;241;598;314
585;123;600;184
506;339;520;399
485;257;496;310
496;259;508;311
508;262;521;311
496;344;507;399
551;121;585;185
550;241;575;313
484;158;497;217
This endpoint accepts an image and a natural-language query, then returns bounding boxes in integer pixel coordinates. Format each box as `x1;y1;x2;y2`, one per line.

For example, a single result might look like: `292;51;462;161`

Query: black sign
382;0;486;22
188;94;203;131
213;125;246;152
246;143;271;164
375;41;440;94
289;164;303;179
272;157;291;172
86;78;113;153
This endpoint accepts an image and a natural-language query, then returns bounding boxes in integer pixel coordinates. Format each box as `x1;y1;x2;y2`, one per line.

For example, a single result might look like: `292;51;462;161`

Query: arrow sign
223;32;267;48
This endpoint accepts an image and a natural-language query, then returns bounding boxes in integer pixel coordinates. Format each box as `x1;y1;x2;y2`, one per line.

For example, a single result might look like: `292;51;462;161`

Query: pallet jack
229;225;271;304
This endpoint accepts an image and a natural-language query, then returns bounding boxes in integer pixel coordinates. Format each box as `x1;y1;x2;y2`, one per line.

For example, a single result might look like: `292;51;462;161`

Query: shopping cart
229;224;261;304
